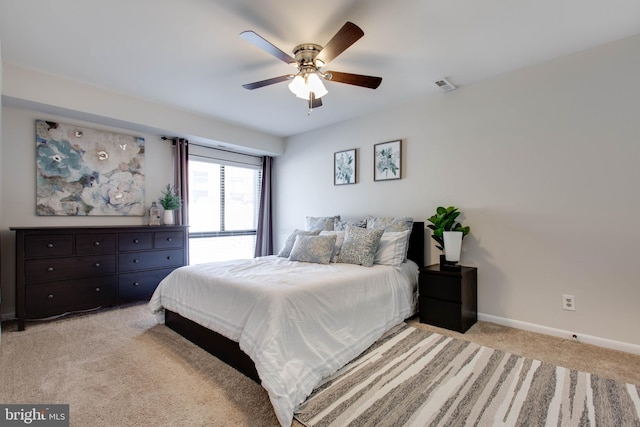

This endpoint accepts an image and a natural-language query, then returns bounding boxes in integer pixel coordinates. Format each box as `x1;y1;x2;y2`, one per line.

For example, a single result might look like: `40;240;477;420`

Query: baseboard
478;313;640;356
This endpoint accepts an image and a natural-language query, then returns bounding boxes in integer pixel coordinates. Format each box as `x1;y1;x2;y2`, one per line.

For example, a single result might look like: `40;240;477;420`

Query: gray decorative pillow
289;234;337;265
334;218;366;231
319;230;345;262
338;225;384;267
277;229;320;257
366;216;414;232
305;215;340;231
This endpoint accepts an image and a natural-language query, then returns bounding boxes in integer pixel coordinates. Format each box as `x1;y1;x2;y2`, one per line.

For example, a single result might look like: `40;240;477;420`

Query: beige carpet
1;304;639;426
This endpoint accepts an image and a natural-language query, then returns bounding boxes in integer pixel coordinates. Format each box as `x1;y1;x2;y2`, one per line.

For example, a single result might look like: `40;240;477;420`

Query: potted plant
158;184;181;225
427;206;470;266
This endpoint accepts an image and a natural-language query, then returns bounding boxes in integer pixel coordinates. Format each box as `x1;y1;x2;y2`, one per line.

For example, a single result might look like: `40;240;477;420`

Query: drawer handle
95;287;101;292
167;256;172;260
133;259;139;263
166;237;172;242
94;262;101;267
133;239;139;244
94;241;101;246
47;243;54;248
47;267;54;272
133;282;140;286
48;294;54;299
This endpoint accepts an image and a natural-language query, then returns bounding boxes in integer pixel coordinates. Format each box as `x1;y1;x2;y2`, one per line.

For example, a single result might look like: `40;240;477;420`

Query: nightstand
418;264;477;333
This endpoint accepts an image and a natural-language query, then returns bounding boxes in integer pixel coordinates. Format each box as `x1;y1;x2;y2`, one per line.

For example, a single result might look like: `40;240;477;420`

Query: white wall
2;63;285;157
275;34;640;349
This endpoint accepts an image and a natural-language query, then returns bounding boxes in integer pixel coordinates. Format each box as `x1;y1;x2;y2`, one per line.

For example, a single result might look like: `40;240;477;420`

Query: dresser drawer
119;232;153;251
118;249;184;272
76;233;116;254
25;255;117;282
118;268;175;301
25;276;117;319
24;235;73;258
154;231;184;249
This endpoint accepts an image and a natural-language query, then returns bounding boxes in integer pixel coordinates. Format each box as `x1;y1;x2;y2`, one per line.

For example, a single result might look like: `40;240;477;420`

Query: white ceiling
1;0;639;138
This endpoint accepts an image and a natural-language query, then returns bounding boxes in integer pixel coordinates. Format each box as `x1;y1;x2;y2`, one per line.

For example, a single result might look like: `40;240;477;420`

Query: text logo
0;405;69;426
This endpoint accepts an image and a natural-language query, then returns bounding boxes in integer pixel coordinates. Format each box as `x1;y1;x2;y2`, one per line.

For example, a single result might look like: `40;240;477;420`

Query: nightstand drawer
420;275;462;302
419;298;465;332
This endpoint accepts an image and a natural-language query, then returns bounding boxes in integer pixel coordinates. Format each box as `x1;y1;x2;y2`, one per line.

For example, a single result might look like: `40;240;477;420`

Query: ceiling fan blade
242;75;291;90
240;31;296;65
325;71;382;89
315;22;364;65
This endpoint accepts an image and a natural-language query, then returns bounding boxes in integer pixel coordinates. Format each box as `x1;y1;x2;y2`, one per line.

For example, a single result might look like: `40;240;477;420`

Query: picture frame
374;139;402;181
35;119;146;216
334;148;357;185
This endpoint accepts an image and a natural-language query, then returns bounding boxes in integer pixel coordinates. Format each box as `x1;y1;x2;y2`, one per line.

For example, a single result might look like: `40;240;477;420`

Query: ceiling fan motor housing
292;44;324;68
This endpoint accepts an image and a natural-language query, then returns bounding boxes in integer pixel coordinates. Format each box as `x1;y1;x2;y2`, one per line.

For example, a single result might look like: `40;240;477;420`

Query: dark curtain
172;138;189;226
254;156;273;257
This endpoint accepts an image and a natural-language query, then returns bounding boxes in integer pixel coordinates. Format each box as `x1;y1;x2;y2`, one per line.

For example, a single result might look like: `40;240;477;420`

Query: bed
149;221;424;426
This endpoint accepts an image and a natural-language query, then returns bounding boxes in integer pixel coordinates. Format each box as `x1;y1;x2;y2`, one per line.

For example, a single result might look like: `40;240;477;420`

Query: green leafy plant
158;184;181;210
427;206;471;251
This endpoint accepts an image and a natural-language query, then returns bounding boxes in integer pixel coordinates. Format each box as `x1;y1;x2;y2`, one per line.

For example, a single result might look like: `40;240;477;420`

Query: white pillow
319;230;345;262
374;230;411;266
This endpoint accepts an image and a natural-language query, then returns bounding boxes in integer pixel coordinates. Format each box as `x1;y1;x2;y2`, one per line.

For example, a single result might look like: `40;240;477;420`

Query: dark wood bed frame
165;221;425;383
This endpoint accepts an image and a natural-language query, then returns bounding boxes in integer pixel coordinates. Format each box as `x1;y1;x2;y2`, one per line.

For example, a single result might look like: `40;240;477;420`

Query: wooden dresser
11;225;188;330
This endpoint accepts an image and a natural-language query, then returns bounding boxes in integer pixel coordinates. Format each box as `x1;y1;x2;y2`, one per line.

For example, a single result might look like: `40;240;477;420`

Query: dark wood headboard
407;221;425;268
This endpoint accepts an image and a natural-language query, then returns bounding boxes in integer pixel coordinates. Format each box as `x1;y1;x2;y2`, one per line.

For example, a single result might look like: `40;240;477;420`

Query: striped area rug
295;324;640;427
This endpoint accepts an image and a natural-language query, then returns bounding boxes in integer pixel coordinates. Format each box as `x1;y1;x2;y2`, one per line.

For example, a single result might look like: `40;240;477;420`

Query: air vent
434;78;457;92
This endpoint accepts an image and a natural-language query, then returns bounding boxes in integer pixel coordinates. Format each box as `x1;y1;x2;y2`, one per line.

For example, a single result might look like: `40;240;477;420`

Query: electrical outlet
562;294;576;311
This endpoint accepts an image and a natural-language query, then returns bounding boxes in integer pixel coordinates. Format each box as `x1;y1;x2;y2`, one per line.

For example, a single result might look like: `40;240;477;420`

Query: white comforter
148;255;418;426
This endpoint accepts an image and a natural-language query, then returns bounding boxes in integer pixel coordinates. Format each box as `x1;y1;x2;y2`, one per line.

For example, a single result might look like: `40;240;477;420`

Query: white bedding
148;255;418;426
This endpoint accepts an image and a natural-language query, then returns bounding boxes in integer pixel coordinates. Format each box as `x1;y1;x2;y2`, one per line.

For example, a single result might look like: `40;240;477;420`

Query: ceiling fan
240;22;382;113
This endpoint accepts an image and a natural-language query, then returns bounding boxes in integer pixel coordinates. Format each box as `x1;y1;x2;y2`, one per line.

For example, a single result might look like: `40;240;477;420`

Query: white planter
443;231;463;262
163;210;175;225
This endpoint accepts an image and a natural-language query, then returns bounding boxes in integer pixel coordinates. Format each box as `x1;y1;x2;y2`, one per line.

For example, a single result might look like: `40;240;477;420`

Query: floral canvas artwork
35;120;145;216
334;149;356;185
374;139;402;181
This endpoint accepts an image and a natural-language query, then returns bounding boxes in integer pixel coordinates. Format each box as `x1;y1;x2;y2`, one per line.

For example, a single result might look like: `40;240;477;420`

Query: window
188;148;262;264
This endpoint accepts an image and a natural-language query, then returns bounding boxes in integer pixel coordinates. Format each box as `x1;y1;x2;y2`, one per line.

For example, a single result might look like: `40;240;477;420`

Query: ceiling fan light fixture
307;72;327;98
288;72;327;100
288;74;307;98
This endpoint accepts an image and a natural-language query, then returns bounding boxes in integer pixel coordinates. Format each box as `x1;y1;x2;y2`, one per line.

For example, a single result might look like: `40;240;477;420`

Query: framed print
334;148;357;185
35;119;145;216
374;139;402;181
